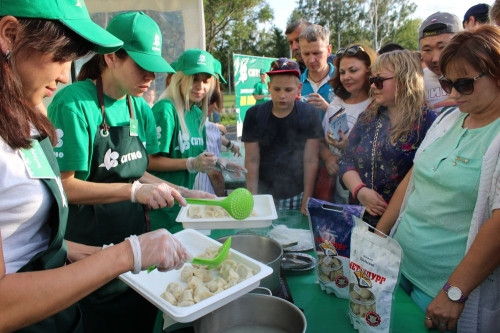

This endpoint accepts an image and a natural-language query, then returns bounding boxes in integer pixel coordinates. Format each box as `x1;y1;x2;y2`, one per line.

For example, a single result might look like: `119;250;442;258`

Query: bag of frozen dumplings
307;198;365;299
348;216;402;333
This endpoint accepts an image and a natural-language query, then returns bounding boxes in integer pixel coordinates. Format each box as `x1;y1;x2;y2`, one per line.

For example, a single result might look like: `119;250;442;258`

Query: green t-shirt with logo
253;81;269;105
47;79;159;180
149;98;207;232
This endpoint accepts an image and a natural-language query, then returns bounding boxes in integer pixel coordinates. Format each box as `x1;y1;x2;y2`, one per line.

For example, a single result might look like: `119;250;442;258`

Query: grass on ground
223;93;235;109
221;93;237;126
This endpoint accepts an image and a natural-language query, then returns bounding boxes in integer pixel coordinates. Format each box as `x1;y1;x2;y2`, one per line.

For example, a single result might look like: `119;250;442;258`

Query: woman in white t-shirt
322;44;377;203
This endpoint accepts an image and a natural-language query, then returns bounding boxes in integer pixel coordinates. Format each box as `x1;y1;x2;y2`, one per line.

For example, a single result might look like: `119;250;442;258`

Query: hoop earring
5;50;10;60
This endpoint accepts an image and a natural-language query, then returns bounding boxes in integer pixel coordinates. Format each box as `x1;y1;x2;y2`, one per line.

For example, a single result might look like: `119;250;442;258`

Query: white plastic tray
119;229;273;323
176;194;277;230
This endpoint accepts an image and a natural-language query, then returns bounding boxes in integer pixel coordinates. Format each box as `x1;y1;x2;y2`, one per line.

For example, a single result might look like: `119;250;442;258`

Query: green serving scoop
147;236;232;273
186;188;255;220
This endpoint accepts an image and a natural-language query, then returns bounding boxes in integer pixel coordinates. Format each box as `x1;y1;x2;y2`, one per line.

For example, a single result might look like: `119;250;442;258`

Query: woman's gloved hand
131;181;186;209
216;158;247;179
186;152;217;173
230;142;241;157
177;186;217;199
128;229;192;273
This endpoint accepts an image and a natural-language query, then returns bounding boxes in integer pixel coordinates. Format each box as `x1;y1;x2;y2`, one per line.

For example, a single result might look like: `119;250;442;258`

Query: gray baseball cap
418;12;462;40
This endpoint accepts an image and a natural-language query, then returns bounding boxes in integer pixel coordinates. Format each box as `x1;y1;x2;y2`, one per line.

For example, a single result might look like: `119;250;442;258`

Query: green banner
233;54;275;126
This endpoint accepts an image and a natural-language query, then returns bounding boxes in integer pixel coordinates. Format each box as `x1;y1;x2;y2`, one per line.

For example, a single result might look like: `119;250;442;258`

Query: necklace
308;70;329;83
370;116;382;190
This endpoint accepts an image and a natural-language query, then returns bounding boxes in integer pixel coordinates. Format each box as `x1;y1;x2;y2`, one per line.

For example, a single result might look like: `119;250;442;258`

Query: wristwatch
443;282;468;303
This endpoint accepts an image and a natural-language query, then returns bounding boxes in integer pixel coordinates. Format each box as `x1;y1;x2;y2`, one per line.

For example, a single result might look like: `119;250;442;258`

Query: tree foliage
204;0;278;88
294;0;418;52
203;0;419;90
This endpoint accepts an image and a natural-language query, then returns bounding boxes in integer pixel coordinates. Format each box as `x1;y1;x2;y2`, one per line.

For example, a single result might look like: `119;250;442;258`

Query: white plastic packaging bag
349;217;402;332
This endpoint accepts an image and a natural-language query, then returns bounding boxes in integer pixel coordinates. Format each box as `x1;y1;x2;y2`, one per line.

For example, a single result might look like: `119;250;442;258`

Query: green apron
64;78;156;333
16;137;82;333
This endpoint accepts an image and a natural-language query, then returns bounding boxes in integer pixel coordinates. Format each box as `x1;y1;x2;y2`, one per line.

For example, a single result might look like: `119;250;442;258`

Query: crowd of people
0;0;498;332
243;3;499;333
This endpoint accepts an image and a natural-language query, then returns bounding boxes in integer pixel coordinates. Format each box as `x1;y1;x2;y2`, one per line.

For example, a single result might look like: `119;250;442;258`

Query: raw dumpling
236;264;254;282
194;268;214;283
161;291;177;305
188;205;203;218
177;299;195;307
177;289;194;307
194;285;213;303
180;265;196;282
225;268;240;286
218;259;238;280
186;276;205;293
166;282;183;300
207;277;227;293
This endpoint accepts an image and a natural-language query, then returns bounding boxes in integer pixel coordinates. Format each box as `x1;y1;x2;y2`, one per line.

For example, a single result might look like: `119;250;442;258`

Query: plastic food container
176;194;277;230
118;229;273;324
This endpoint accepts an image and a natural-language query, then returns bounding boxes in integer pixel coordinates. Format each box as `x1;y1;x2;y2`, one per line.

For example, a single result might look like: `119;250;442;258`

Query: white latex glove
178;186;217;199
230;142;241;157
186;152;217;173
216;158;247;179
132;182;186;209
137;229;192;272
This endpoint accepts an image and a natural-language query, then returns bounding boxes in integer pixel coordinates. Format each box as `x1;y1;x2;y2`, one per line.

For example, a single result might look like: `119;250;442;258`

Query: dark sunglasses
368;76;394;89
438;73;485;95
270;58;300;72
336;45;365;58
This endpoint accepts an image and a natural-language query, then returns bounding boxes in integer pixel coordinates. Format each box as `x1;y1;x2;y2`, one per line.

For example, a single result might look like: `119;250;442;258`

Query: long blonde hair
164;71;215;137
364;50;425;144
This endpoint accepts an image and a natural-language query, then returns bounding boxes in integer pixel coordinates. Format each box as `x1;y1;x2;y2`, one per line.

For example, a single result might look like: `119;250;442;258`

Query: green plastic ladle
186;188;255;220
147;236;232;273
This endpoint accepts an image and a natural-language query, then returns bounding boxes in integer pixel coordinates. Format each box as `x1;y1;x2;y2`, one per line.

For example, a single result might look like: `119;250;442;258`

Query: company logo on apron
99;148;144;170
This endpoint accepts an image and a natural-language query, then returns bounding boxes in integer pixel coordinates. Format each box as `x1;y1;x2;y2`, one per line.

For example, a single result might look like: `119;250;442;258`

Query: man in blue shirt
299;24;335;120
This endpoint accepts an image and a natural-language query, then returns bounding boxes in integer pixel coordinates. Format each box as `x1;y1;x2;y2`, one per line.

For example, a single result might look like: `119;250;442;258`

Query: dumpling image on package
307;198;365;299
348;217;402;332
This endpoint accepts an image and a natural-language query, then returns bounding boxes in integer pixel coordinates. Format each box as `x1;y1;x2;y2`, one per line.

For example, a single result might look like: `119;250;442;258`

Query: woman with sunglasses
338;50;436;226
323;44;376;204
377;25;500;332
0;2;190;332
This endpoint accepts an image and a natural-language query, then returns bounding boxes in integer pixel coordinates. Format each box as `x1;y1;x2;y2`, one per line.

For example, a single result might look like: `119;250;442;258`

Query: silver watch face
448;286;462;301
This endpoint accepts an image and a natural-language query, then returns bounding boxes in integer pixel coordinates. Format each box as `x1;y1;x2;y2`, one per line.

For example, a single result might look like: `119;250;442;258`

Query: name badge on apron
20;140;56;179
130;118;139;136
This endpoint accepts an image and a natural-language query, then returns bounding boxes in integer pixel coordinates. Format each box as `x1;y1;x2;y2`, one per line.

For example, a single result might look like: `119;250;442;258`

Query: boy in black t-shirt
242;58;323;214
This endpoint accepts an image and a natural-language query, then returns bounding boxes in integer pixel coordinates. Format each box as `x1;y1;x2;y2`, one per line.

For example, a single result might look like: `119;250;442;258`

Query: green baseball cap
260;69;267;75
104;11;175;73
0;0;123;54
174;49;216;76
213;58;227;83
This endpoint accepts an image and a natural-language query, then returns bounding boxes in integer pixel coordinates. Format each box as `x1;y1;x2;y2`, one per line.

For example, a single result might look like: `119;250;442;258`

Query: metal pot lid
281;252;316;272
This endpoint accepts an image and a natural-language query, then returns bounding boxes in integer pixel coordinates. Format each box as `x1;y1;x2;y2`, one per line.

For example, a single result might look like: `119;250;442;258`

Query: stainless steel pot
217;235;283;291
194;294;306;333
